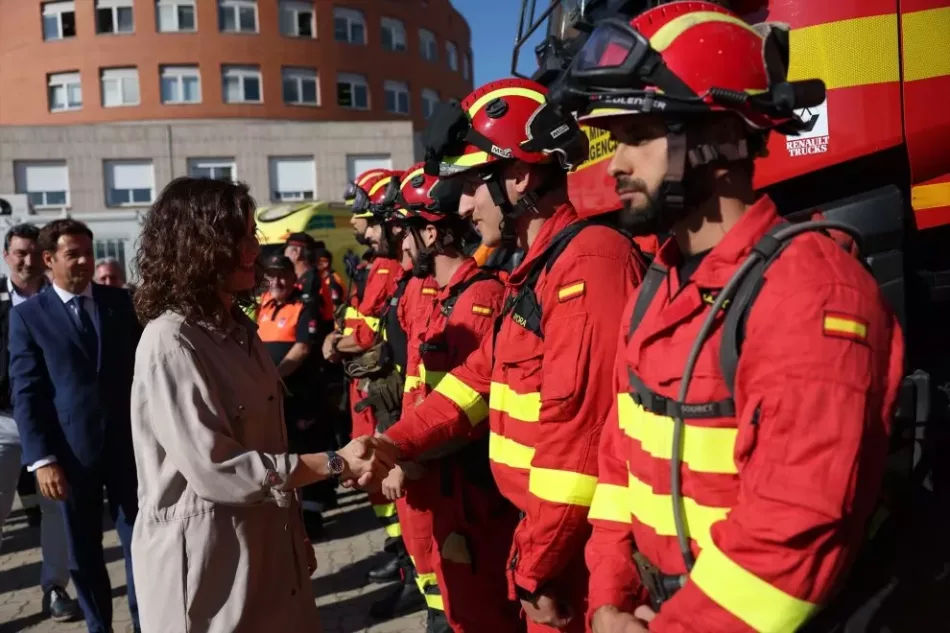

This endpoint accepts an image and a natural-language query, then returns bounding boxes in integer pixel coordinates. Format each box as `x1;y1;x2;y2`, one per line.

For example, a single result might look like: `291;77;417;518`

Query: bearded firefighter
382;163;524;632
371;78;647;632
546;3;905;632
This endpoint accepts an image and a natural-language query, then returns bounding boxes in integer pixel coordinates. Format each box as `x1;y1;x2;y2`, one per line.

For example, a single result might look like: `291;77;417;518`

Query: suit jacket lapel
43;286;96;367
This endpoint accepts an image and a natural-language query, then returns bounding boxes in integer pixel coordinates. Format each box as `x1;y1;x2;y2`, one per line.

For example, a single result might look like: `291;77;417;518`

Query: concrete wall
0;118;416;210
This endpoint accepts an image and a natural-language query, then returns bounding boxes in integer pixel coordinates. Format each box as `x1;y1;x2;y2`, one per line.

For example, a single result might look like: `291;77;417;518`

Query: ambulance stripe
823;312;868;340
787;14;900;89
902;7;950;82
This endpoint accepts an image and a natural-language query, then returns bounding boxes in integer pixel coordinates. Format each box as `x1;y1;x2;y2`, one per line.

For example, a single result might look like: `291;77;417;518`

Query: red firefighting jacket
343;257;402;346
585;196;905;632
402;258;504;414
399;275;441;403
387;203;646;594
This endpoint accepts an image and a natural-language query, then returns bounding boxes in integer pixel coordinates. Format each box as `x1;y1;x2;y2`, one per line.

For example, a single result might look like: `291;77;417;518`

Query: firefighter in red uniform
545;3;906;632
382;163;524;632
370;78;647;632
323;170;416;609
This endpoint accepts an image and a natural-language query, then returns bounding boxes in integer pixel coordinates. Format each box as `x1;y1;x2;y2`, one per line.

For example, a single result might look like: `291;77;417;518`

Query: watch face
329;454;345;475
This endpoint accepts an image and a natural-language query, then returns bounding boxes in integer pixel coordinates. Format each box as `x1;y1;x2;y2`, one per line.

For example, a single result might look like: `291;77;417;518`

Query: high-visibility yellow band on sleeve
588;483;631;524
362;314;381;332
529;467;598;507
434;374;489;425
404;376;423;392
691;538;818;633
489;382;541;422
488;432;535;470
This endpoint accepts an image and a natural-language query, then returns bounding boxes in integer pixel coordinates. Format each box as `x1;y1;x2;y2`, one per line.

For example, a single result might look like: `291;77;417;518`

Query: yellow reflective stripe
368;176;395;196
529;467;597;507
691;538;817;633
385;522;402;538
628;471;729;549
442;150;490;169
404;375;423;392
588;483;631;524
373;502;397;518
342;326;354;335
788;14;900;89
489;431;535;470
649;11;760;52
353;211;375;218
902;7;950;82
401;167;426;192
489;382;541;422
419;364;447;389
912;182;950;211
425;593;445;610
617;394;738;474
362;314;381;332
466;87;545;118
433;374;488;424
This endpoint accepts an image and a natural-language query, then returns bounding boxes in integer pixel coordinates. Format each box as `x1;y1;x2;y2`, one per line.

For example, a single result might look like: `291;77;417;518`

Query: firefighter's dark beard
616;175;687;237
354;231;370;246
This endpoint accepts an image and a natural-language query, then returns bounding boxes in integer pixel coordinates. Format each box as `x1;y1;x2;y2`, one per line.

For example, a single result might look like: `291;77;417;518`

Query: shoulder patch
823;311;868;342
557;281;586;303
471;304;493;317
422;287;438;296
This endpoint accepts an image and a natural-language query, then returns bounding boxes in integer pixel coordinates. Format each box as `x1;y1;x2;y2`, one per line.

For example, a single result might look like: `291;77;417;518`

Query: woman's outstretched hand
337;436;396;488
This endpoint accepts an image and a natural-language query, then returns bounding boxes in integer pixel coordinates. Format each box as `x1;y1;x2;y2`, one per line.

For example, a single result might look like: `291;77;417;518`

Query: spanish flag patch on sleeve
377;268;390;275
557;281;586;303
823;311;869;342
422;287;438;296
471;304;493;317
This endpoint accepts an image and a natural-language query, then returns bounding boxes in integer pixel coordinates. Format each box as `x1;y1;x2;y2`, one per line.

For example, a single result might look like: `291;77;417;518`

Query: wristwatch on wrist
325;450;345;476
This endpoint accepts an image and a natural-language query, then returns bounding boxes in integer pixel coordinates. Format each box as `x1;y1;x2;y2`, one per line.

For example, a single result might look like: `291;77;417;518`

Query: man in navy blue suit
9;219;141;633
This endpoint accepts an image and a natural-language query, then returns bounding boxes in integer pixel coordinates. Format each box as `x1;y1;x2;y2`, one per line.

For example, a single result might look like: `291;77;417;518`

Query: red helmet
423;77;589;178
561;1;823;133
396;163;463;223
347;169;402;220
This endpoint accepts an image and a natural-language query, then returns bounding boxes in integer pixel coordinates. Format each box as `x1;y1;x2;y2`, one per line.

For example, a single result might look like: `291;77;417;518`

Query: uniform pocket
540;313;590;413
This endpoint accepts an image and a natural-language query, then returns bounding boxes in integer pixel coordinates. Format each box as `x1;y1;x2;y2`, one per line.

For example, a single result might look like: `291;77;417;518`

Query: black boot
369;565;425;620
367;554;402;583
426;608;452;633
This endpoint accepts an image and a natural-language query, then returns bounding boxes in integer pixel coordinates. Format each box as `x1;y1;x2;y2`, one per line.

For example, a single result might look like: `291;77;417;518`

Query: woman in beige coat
129;178;391;633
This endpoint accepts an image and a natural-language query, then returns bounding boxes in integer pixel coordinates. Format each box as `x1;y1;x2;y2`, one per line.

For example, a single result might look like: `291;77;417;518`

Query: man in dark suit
9;219;141;633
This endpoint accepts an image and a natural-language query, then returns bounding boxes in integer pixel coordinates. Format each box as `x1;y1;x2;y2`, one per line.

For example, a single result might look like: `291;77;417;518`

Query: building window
269;156;316;202
463;51;471;80
42;2;77;41
189;157;236;181
48;72;82;112
283;67;319;106
222;65;262;103
384;80;409;115
219;0;257;33
333;7;365;44
279;0;314;38
381;17;406;52
96;0;134;34
93;238;129;273
104;160;154;207
101;68;140;108
160;66;201;104
337;72;368;110
446;41;459;71
419;28;437;62
15;161;70;209
421;88;439;120
156;0;196;32
346;155;392;182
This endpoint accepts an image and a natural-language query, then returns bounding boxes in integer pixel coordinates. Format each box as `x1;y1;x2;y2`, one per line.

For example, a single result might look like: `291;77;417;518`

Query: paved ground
0;490;424;633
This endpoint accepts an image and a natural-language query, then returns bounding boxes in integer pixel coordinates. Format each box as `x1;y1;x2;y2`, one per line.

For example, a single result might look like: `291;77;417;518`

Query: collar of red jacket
654;195;781;289
437;257;480;301
508;203;579;286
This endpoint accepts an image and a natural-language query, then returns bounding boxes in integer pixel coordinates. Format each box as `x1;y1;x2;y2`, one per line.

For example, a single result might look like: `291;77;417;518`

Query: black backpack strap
718;222;793;396
627;263;668;341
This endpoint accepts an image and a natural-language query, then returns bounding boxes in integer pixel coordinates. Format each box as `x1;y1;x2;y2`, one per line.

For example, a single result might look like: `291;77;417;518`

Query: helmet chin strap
482;165;555;247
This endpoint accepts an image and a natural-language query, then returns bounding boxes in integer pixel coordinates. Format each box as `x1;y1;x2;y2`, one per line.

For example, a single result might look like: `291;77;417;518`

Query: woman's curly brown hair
134;177;261;328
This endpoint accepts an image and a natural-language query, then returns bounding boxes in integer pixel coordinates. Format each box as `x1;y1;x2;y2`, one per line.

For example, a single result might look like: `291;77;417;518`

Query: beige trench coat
130;311;321;633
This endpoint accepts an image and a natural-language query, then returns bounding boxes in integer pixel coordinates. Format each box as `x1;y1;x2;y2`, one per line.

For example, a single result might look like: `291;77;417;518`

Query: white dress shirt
27;282;97;472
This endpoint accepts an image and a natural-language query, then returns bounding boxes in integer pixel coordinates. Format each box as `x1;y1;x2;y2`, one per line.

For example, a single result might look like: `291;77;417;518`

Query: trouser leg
38;493;71;591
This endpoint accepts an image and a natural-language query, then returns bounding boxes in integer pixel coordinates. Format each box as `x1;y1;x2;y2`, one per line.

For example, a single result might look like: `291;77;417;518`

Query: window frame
48;72;83;112
269;156;316;202
95;0;135;35
101;67;141;108
446;41;459;71
383;80;410;115
156;0;197;33
188;157;237;182
218;0;258;34
15;160;71;210
336;72;369;110
333;7;366;45
419;28;438;62
421;88;439;120
279;0;315;38
104;159;155;208
222;65;263;104
160;65;202;104
463;50;472;80
380;16;406;52
282;67;320;106
42;1;77;41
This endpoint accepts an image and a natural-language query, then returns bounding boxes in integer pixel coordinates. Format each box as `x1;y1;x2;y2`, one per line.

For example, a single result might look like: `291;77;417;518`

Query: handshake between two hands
331;434;402;490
